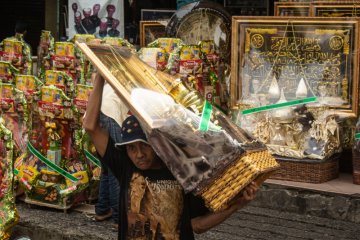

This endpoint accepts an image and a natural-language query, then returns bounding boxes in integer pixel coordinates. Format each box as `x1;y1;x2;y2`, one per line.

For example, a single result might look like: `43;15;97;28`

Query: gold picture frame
139;21;167;47
312;2;360;17
274;2;311;16
231;17;360;116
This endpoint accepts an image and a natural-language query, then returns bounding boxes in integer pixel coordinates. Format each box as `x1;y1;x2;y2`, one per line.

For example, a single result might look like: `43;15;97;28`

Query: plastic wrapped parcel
76;42;280;211
0;119;19;239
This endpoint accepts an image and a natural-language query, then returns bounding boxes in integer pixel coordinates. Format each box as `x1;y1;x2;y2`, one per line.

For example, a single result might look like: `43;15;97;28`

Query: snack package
72;83;98;200
148;38;183;54
39;31;55;56
0;33;32;74
200;40;219;71
0;83;28;158
15;75;41;96
73;84;93;114
103;37;135;51
37;30;55;78
179;45;203;74
44;70;75;97
200;40;220;83
72;34;96;43
179;45;204;94
138;47;167;70
0;61;19;82
52;42;76;69
0;118;19;238
20;82;89;208
148;38;184;75
0;39;23;67
71;35;99;85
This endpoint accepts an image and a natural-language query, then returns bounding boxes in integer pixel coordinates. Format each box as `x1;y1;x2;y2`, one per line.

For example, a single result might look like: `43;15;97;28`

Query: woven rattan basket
199;150;279;211
270;155;339;183
352;150;360;185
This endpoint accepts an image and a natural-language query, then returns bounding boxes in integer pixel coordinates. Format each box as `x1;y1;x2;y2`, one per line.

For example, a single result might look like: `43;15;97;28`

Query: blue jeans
95;113;122;223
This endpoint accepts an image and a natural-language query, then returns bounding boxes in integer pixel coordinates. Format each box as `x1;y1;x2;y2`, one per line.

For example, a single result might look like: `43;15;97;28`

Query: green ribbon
199;100;213;132
241;97;317;115
27;142;78;182
84;149;101;167
14;169;19;175
355;133;360;140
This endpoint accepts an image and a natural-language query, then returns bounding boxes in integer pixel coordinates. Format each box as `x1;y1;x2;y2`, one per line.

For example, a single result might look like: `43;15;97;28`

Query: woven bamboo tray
199;150;279;211
352;150;360;185
270;155;339;183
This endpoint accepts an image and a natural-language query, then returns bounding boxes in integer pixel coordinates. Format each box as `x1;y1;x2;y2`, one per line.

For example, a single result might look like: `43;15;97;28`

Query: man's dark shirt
101;137;209;240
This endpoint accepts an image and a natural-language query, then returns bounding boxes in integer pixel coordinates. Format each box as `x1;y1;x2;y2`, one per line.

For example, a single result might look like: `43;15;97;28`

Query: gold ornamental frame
312;2;360;17
139;21;167;47
274;2;311;16
231;17;360;117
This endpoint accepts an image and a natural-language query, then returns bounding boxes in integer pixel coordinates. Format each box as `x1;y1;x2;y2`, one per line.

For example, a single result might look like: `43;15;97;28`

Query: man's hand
191;182;260;234
227;181;259;212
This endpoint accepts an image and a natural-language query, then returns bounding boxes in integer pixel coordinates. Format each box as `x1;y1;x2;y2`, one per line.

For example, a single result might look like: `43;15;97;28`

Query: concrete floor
12;201;360;240
10;173;360;239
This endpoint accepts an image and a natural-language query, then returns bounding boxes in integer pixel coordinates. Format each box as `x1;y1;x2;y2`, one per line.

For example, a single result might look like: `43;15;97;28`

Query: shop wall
0;0;45;55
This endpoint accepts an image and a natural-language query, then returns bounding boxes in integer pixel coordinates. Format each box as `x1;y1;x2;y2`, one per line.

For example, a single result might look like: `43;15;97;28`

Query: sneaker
95;210;112;221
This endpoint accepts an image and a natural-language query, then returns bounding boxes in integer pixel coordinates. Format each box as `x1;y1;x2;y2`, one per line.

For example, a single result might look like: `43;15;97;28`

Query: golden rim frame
230;16;360;117
139;21;167;48
274;2;312;16
312;2;360;17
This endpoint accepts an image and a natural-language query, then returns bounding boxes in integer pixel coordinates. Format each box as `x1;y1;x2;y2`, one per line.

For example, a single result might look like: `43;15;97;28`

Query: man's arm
83;72;109;157
191;182;259;234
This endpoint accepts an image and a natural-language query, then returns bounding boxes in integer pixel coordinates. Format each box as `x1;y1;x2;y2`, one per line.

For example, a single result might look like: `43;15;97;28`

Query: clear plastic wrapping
77;42;279;211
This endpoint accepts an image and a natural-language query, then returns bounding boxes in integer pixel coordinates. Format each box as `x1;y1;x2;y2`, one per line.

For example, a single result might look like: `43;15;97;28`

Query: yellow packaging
40;169;62;183
139;47;166;70
54;42;75;57
40;31;52;44
158;38;182;53
0;62;14;80
3;39;23;55
41;87;62;104
45;70;65;87
73;34;95;43
19;165;40;184
103;37;123;46
180;45;201;60
200;40;216;55
179;45;203;74
0;84;13;99
76;84;93;101
66;171;89;187
0;84;15;112
15;75;36;92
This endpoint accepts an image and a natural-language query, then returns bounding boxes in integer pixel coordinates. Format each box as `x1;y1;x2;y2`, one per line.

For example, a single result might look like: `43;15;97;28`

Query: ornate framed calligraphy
274;3;311;16
312;2;360;17
139;21;167;47
231;17;360;116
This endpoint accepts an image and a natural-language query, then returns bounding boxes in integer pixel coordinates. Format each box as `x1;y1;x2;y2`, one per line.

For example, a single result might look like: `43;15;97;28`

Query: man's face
126;141;158;170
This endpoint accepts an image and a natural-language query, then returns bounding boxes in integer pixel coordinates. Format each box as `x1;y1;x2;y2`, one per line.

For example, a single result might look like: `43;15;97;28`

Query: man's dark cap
115;115;148;147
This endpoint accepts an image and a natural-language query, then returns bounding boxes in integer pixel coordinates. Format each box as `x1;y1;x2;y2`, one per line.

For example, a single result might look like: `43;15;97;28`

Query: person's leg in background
96;112;121;226
95;164;112;221
108;168;120;228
